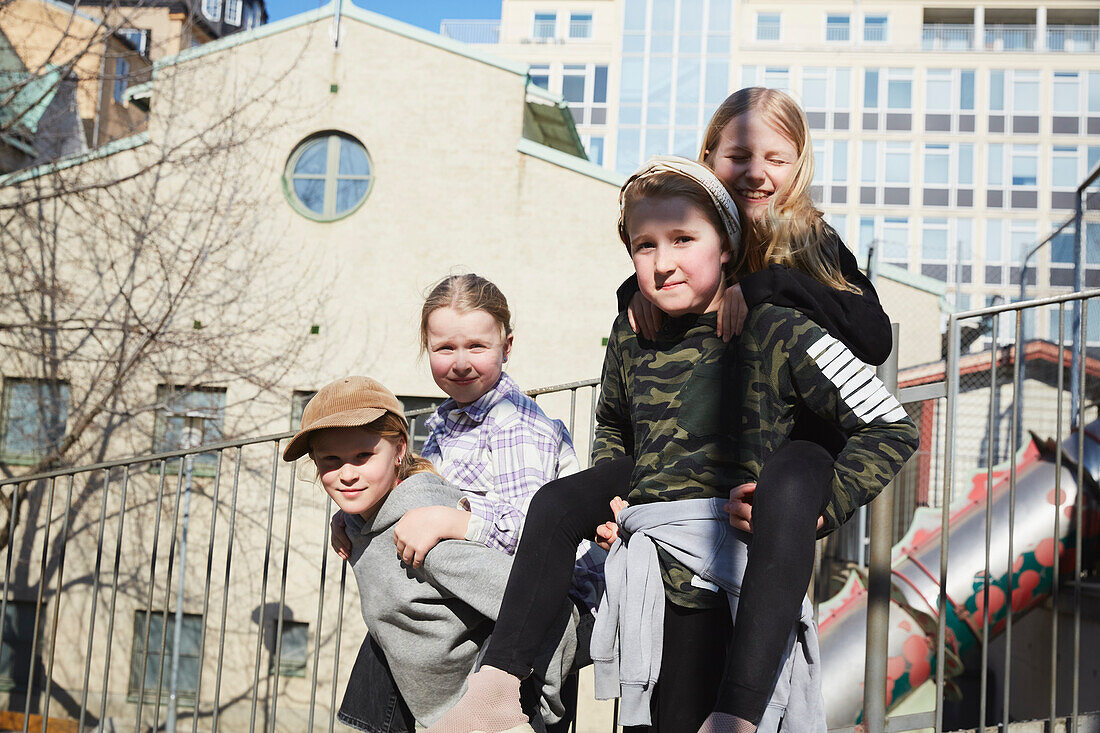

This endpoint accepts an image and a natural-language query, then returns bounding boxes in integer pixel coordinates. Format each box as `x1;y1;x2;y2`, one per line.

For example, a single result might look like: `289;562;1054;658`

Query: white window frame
811;138;848;204
741;65;789;92
560;63;609;128
1053;71;1081;114
225;0;242;25
568;12;593;39
532;11;557;40
1051;145;1081;191
922;142;974;195
201;0;221;22
825;13;850;43
863;13;889;43
755;12;782;42
801;67;852;129
1010;144;1039;189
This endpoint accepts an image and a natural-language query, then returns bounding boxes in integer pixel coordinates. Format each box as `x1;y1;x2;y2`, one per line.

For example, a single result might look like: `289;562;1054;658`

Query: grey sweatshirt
344;471;578;726
590;498;826;733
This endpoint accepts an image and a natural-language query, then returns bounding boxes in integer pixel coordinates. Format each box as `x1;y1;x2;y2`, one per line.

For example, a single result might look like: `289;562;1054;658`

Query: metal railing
0;380;599;733
438;19;501;45
4;305;1100;733
567;19;593;39
921;24;975;51
1047;25;1100;52
984;24;1036;51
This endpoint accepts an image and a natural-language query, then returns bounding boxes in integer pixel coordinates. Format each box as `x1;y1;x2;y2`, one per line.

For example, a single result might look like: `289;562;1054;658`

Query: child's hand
627;291;664;341
393;506;471;568
595;521;618;551
330;511;351;561
595;496;630;551
610;496;629;519
724;483;756;533
724;483;827;533
717;283;748;342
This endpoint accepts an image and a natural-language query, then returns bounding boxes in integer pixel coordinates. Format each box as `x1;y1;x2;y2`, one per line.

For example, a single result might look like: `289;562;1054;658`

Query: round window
283;131;373;221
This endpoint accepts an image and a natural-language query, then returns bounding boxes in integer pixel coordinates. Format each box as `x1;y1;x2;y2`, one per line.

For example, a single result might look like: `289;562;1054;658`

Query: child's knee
755;440;833;522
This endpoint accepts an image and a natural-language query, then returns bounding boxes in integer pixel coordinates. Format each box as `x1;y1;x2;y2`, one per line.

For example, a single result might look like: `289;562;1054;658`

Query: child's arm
618;225;892;364
738;226;892;364
592;322;634;464
743;305;919;535
392;505;471;568
460;421;578;555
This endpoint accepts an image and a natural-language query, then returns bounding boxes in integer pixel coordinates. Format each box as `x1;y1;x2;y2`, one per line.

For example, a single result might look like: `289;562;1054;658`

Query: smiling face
312;427;403;520
626;195;730;318
705;109;799;224
426;306;513;406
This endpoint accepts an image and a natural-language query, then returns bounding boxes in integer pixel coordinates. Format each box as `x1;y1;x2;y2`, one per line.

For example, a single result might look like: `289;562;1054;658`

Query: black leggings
480;441;836;727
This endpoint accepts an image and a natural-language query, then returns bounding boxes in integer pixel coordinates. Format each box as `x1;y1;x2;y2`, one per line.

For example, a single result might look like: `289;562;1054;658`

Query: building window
290;390;316;429
225;0;242;25
0;601;39;692
742;66;789;92
1011;145;1038;187
533;12;556;39
398;396;443;452
560;64;608;126
756;12;781;41
284;132;373;221
863;14;888;42
802;67;854;130
863;68;911;131
568;12;592;39
529;65;549;90
270;620;308;677
152;385;226;473
113;58;130;103
1053;72;1080;114
117;28;149;55
585;135;605;165
129;611;202;704
0;378;69;465
881;217;910;268
202;0;221;22
810;139;847;204
826;14;850;42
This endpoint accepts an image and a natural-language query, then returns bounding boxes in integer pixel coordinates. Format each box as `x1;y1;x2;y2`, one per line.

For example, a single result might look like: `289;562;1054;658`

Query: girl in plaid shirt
332;274;603;732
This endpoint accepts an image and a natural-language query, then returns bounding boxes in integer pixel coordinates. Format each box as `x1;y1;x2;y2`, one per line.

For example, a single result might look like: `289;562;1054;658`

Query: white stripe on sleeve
807;333;907;424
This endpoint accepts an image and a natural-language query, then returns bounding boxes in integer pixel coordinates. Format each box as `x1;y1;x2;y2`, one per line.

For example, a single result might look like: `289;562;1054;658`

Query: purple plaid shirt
422;372;580;554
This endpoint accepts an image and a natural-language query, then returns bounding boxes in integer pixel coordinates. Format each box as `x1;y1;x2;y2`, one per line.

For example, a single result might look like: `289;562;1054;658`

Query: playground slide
817;418;1100;727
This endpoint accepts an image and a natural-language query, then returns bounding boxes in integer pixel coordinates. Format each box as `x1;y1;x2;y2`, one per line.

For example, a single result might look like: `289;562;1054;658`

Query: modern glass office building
443;0;1100;339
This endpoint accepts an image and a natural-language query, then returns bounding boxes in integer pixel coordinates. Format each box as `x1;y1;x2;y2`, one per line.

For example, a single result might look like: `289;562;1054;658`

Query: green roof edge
524;78;586;158
0;132;150;186
876;262;948;297
517;137;625;188
154;0;528;77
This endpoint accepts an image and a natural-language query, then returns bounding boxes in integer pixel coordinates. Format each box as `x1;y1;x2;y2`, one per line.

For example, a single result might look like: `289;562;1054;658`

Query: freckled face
706;109;799;223
626;196;729;318
312;428;402;520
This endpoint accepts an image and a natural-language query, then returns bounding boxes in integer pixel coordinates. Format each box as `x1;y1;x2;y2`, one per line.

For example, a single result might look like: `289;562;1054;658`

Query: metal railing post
863;323;900;733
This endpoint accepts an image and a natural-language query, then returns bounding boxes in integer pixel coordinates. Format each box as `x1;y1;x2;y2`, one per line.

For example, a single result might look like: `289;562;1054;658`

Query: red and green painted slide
817;420;1100;726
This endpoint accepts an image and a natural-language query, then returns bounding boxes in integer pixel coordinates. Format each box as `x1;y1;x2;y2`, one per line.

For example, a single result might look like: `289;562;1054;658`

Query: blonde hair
618;170;735;279
309;412;438;482
700;87;859;294
419;274;513;355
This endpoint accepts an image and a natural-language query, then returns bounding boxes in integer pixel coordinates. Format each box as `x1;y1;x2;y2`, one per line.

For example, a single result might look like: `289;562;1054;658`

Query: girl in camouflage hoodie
430;92;918;733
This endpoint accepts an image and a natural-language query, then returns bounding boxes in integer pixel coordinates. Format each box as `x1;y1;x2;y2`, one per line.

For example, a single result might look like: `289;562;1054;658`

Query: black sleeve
738;226;893;365
616;274;641;313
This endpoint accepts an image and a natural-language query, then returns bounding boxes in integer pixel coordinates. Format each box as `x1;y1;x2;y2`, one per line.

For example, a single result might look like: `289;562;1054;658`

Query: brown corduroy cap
282;376;408;462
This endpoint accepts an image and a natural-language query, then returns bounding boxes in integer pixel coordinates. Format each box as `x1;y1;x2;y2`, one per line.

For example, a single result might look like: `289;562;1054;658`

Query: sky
264;0;503;28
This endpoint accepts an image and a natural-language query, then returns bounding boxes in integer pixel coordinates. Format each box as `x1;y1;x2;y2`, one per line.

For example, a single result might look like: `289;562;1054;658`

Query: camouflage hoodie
592;305;919;607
